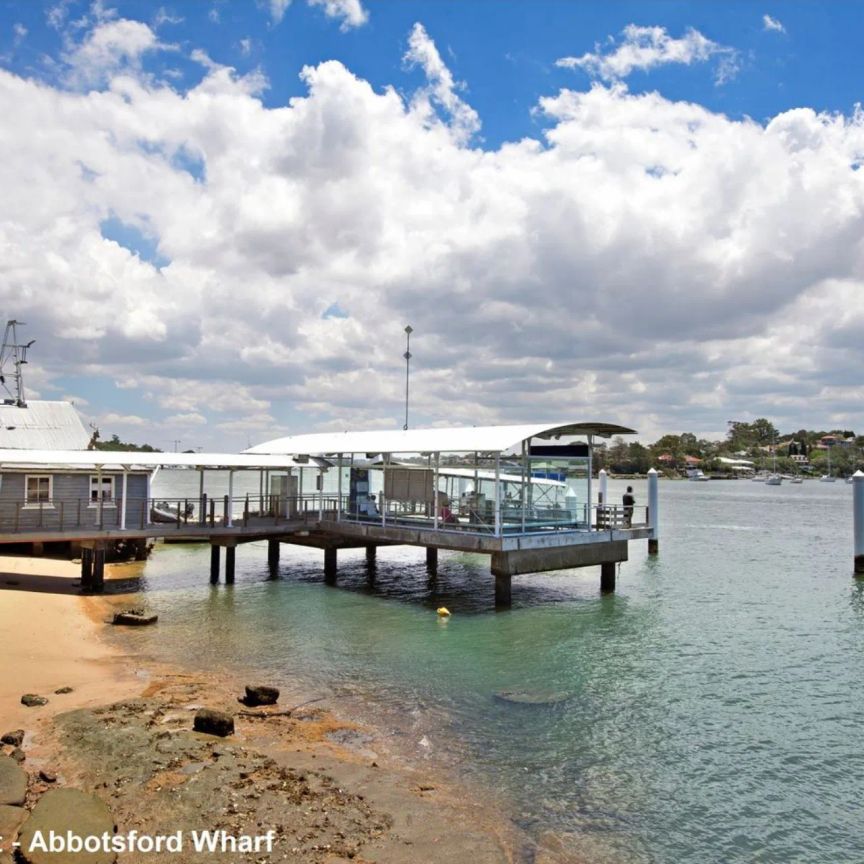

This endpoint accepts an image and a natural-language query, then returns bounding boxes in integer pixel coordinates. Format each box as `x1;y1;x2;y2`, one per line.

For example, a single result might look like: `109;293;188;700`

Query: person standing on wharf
622;486;635;527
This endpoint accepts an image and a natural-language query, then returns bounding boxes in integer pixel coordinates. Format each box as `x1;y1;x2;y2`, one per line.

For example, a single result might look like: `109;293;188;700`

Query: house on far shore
0;400;151;549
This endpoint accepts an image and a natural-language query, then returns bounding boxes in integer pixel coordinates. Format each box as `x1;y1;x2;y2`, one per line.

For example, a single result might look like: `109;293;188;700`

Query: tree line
598;420;864;476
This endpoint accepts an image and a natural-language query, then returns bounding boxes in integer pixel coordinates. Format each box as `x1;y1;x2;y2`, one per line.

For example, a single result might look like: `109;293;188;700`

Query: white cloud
97;412;148;427
557;24;740;85
63;18;163;87
308;0;368;31
269;0;291;24
403;22;480;144
1;22;864;447
165;412;207;426
763;14;786;33
154;7;184;27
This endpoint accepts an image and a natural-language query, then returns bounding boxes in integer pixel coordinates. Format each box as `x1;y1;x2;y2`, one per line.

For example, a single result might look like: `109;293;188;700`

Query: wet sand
0;555;553;864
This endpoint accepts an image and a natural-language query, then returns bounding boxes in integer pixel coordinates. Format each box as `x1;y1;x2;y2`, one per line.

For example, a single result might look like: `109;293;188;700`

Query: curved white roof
0;449;314;470
247;422;636;456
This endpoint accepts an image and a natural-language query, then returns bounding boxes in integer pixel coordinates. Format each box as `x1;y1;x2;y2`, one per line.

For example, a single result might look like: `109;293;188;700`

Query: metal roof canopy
0;449;320;470
247;422;637;457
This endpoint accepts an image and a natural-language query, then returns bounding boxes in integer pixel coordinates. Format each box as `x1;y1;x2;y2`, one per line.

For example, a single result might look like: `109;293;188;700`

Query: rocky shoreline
0;561;560;864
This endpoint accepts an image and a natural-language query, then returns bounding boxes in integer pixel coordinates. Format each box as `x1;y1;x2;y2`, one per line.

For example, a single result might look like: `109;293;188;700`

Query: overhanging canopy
247;422;637;457
0;449;319;471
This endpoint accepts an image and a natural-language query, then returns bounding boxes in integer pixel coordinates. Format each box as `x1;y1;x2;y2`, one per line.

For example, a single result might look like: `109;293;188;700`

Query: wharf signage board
529;445;589;459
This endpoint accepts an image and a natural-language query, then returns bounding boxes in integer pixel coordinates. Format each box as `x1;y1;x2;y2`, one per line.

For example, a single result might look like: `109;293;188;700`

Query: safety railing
0;493;315;535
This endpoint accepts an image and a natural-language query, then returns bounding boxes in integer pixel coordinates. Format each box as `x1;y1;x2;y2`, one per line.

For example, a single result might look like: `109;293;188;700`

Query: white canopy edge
247;421;636;457
0;449;317;470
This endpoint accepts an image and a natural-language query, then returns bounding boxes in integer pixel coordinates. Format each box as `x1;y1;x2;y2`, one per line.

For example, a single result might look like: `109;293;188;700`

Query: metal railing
0;494;651;539
0;493;313;535
336;498;650;537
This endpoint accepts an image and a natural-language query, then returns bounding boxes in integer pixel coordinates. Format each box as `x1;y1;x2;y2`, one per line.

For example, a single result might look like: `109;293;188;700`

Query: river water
115;476;864;863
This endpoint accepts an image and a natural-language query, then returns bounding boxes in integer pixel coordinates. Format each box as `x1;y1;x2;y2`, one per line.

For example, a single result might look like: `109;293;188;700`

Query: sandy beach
0;555;538;864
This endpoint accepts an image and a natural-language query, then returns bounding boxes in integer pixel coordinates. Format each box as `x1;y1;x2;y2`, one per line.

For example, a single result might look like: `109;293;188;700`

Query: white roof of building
0;449;318;471
247;422;636;456
0;401;91;450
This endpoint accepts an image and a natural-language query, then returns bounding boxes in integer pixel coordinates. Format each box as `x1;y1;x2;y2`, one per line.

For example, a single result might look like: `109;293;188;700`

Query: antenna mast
0;320;35;407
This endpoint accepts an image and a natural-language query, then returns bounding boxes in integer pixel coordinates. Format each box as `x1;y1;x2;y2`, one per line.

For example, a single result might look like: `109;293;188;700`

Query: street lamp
403;325;413;431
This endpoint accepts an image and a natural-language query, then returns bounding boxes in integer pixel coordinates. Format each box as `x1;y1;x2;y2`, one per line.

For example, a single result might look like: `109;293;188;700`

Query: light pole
403;325;413;431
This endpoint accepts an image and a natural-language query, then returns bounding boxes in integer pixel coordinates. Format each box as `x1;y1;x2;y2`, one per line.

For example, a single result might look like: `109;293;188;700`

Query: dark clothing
622;492;635;527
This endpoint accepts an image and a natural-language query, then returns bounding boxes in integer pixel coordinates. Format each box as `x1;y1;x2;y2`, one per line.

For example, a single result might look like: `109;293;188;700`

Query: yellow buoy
436;607;451;617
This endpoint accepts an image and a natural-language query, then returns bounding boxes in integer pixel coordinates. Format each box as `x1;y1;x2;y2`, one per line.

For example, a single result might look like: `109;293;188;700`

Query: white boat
766;474;782;486
687;469;709;482
820;445;836;482
790;477;804;484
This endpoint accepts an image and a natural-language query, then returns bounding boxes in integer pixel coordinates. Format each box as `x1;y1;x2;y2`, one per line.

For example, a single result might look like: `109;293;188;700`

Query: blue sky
0;0;862;449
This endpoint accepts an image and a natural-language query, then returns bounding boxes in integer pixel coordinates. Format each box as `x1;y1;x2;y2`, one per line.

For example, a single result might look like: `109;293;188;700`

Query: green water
114;479;864;863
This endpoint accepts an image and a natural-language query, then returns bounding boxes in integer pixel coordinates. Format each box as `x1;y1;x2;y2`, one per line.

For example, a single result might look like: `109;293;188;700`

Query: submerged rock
493;690;572;707
10;749;24;764
111;611;158;626
0;730;24;747
17;788;116;864
242;685;280;707
193;709;234;737
20;694;48;708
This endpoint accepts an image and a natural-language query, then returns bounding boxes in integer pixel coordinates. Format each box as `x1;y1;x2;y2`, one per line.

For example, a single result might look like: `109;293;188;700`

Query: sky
0;0;862;450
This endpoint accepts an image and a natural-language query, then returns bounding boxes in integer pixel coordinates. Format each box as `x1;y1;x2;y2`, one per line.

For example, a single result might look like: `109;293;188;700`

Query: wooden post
209;497;215;527
365;545;377;565
601;561;616;593
210;544;220;584
426;547;438;573
648;468;659;554
324;547;337;584
494;572;511;608
267;539;280;571
80;547;93;591
225;546;236;584
92;545;106;593
244;495;249;527
854;471;864;574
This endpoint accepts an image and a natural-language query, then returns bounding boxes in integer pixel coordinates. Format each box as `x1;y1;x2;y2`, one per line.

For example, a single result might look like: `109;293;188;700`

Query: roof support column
96;464;103;529
521;440;527;533
494;453;502;537
587;434;594;532
433;451;440;530
381;455;387;527
318;466;324;521
199;467;205;514
146;470;152;525
337;454;343;521
120;468;128;531
227;469;234;528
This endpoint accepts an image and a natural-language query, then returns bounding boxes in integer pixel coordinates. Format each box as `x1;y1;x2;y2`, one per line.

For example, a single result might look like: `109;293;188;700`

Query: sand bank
0;555;142;729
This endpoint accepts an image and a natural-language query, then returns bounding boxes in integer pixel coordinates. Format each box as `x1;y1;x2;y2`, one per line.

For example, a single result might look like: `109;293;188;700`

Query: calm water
115;478;864;863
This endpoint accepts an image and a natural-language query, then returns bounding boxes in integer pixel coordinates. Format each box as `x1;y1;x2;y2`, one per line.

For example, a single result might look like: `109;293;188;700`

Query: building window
25;475;52;506
90;475;115;506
